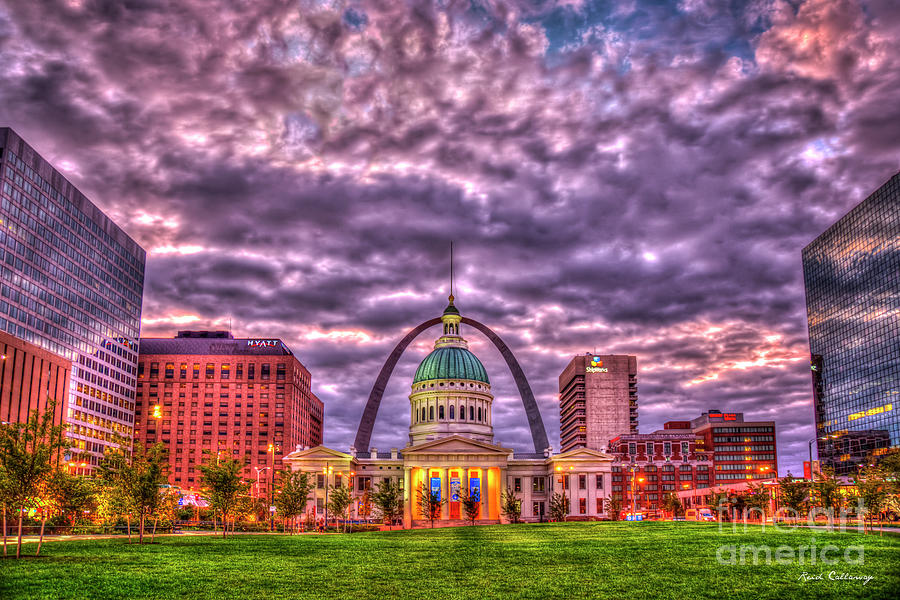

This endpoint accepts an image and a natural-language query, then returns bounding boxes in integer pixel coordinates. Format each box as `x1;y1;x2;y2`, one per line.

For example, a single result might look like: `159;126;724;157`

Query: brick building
0;329;69;429
605;410;778;513
559;354;637;452
690;411;777;484
607;428;713;513
133;331;323;498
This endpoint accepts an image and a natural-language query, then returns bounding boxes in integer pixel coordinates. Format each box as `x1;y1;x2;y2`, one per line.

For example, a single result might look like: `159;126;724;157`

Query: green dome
413;346;490;384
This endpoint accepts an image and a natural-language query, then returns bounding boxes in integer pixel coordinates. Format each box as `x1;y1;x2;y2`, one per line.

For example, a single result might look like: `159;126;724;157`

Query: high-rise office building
802;172;899;475
0;128;146;470
559;354;637;452
134;331;324;496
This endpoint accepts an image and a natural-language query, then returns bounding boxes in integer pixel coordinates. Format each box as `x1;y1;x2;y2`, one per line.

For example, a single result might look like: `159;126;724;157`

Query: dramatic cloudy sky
2;0;899;474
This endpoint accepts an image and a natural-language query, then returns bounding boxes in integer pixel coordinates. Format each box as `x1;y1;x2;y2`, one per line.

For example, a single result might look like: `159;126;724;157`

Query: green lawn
2;523;899;599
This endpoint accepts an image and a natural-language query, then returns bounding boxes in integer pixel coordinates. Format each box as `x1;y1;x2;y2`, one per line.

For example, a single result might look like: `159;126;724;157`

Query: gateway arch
353;316;550;454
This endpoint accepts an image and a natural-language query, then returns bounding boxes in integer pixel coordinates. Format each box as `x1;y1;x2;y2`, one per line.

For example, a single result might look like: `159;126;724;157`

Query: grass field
2;522;899;599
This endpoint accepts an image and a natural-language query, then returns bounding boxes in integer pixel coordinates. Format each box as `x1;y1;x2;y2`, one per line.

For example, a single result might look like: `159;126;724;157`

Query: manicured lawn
2;522;898;599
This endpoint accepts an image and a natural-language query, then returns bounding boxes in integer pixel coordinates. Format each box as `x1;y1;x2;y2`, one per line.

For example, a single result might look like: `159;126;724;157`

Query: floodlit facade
134;331;323;499
0;329;70;430
802;172;900;474
283;297;616;526
0;128;145;471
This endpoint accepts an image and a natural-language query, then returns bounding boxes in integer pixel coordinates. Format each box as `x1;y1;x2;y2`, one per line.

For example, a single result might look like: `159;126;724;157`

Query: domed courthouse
283;297;614;526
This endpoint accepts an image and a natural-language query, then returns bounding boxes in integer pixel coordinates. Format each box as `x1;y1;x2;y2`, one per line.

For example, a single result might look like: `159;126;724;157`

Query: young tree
0;464;10;556
661;492;684;518
47;470;96;526
459;488;480;526
275;470;314;534
327;483;353;532
777;476;809;523
358;488;373;523
549;492;569;522
811;467;843;526
371;478;403;529
854;465;889;534
96;450;136;542
500;489;521;523
709;491;731;522
0;400;67;558
604;496;622;521
416;481;445;528
198;453;250;539
744;482;771;522
131;443;169;543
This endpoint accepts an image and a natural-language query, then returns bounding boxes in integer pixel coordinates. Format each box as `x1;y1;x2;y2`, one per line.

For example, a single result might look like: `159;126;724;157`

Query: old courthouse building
134;331;323;498
283;296;615;526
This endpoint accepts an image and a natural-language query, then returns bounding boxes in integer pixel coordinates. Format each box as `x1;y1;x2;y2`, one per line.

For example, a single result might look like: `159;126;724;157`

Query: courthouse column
403;466;412;529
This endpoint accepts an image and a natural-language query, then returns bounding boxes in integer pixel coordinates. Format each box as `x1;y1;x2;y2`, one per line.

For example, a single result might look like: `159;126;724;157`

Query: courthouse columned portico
283;295;615;526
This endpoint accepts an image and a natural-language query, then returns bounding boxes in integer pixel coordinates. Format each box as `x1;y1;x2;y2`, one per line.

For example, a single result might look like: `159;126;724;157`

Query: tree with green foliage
459;488;480;526
777;476;809;523
46;470;95;525
661;492;684;518
358;488;373;523
371;478;404;529
96;450;137;542
811;467;843;526
708;491;731;522
0;400;67;557
198;452;250;538
854;464;889;534
604;496;622;521
549;492;569;522
500;488;522;523
416;481;445;529
743;482;771;522
328;483;353;532
1;463;12;556
275;469;314;534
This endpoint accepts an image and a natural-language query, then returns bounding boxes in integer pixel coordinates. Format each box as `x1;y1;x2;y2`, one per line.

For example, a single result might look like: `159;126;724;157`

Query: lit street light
255;466;270;500
322;464;333;530
267;444;279;531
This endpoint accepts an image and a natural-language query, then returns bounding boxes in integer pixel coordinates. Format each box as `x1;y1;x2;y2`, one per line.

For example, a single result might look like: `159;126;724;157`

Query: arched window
422;407;426;422
439;405;445;419
429;406;434;420
469;405;475;420
478;407;482;421
449;405;455;420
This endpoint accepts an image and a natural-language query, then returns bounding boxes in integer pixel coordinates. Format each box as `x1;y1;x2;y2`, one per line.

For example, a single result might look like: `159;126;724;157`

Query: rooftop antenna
449;241;454;301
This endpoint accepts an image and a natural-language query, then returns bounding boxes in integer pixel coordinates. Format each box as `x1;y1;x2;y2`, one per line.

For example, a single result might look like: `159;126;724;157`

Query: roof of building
139;336;294;356
413;345;490;384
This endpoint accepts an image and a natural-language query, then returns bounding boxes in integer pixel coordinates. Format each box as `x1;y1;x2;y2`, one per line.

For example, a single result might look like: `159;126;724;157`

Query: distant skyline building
558;354;638;452
134;331;323;497
803;172;900;475
0;127;146;471
687;411;777;483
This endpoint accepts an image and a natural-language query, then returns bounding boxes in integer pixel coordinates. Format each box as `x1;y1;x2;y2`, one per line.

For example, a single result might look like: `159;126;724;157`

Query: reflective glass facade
802;172;900;475
0;128;145;471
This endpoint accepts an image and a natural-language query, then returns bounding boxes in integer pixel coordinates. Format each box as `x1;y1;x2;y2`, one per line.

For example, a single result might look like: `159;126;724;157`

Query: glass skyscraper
802;172;900;475
0;128;145;471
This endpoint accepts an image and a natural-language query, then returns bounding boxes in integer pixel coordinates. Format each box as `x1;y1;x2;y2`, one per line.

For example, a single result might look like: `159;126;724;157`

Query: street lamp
268;444;279;531
255;467;270;500
628;465;644;520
